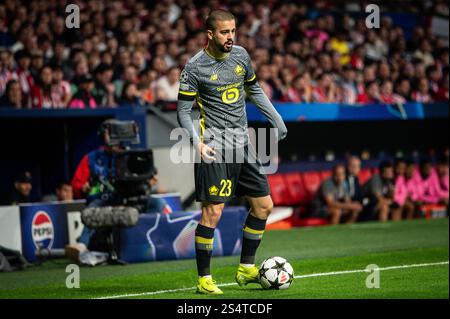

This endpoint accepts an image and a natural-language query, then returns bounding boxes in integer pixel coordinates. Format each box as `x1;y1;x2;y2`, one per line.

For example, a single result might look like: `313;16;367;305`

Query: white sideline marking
95;261;449;299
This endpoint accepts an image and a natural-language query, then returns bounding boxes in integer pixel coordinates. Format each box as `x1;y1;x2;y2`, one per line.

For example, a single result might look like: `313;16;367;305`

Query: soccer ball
258;256;294;290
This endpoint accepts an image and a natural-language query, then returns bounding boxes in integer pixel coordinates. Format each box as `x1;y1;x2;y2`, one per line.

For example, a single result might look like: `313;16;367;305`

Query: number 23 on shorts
219;179;232;196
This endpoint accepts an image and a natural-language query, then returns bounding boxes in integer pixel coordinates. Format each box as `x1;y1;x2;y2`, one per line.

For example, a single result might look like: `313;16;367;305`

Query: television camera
80;119;155;264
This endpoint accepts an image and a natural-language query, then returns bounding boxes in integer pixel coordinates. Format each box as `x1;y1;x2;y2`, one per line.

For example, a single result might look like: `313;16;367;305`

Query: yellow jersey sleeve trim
245;74;256;82
179;90;197;96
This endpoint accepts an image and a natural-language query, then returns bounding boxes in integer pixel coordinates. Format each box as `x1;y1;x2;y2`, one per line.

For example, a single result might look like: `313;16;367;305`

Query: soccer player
177;10;287;295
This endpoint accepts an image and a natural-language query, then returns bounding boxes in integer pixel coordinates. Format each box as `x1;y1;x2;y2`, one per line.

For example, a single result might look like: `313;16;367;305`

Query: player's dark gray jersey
178;45;257;149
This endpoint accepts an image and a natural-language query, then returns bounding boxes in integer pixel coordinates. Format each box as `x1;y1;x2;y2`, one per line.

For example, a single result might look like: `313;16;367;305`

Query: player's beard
216;38;233;53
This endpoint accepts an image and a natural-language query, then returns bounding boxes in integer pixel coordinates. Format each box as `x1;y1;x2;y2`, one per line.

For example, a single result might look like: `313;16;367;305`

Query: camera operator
71;119;167;249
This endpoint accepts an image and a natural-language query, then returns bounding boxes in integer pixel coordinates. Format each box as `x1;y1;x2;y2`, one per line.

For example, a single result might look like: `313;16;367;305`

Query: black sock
240;214;267;264
195;223;215;276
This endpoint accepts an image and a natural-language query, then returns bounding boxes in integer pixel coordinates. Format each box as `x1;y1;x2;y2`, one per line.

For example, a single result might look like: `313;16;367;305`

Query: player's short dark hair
205;10;235;31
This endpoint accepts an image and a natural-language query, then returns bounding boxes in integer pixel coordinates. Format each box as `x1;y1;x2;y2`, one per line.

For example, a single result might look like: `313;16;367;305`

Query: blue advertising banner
119;206;248;263
152;193;183;213
20;203;70;262
246;102;447;122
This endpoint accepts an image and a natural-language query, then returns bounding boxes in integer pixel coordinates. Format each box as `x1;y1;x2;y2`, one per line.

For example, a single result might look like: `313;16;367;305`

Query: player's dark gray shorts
194;146;270;203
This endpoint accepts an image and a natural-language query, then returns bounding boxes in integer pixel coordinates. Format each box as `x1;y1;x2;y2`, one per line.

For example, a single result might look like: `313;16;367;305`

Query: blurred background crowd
0;0;448;110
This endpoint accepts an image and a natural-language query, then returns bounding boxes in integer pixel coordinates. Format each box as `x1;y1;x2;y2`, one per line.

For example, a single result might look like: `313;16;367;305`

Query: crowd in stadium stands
0;0;448;109
311;154;449;225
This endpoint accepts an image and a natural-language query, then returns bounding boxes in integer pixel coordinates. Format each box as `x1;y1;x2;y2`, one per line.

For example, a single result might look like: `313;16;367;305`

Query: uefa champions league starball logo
31;211;54;250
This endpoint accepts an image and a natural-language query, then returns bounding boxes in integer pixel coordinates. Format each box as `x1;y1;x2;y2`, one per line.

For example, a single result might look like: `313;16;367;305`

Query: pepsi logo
31;211;54;250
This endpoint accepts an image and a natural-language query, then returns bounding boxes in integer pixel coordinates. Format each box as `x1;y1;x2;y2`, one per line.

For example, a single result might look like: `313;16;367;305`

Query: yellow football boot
235;265;260;286
196;277;223;295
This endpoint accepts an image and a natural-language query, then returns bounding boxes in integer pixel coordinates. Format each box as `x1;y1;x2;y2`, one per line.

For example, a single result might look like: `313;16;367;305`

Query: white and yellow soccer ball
258;256;294;290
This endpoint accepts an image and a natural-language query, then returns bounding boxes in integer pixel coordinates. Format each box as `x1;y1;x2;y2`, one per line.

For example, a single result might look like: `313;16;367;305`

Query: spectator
312;72;337;102
394;78;411;103
48;40;70;74
1;171;33;205
155;66;180;102
413;40;435;67
51;64;71;107
256;63;275;99
412;77;433;103
30;65;57;108
419;159;449;206
93;63;116;107
436;156;449;199
394;158;407;179
340;66;357;104
426;65;441;96
12;49;33;106
364;30;388;62
29;50;44;80
434;71;449;101
68;74;97;109
363;161;402;222
311;164;362;225
42;181;74;202
357;80;381;104
119;82;145;107
380;80;395;103
114;64;138;100
282;74;312;103
393;158;416;219
71;58;89;89
330;31;350;65
0;49;14;97
346;156;364;204
0;79;22;108
138;68;159;105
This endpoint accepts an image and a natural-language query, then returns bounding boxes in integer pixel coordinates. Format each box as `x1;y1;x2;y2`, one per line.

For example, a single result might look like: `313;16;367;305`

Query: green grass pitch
0;218;448;299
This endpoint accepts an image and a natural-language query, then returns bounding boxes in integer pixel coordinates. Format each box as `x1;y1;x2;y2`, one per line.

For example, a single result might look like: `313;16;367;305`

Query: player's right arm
177;63;216;161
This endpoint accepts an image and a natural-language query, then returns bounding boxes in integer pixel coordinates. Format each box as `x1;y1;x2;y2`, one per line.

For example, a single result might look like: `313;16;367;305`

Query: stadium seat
301;171;322;202
267;174;291;206
320;170;332;181
359;169;373;184
284;172;308;205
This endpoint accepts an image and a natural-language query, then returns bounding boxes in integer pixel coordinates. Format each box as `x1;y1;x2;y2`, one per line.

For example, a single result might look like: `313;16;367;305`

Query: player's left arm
242;51;287;141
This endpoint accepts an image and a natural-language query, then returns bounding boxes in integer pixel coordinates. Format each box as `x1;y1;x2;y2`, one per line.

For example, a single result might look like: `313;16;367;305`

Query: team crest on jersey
234;65;244;76
210;74;218;81
209;185;219;196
